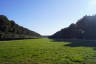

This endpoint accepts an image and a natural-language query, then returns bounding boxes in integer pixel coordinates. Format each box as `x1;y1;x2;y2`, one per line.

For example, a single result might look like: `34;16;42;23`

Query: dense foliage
49;15;96;40
0;15;41;40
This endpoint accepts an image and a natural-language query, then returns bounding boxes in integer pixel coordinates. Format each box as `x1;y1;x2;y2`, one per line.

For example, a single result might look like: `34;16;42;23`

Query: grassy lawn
0;38;96;64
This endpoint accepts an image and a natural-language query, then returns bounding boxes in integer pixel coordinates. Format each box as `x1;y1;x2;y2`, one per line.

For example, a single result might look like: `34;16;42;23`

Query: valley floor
0;38;96;64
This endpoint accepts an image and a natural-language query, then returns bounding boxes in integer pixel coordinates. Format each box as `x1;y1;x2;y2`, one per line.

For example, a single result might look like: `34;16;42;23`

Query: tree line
49;15;96;40
0;15;41;40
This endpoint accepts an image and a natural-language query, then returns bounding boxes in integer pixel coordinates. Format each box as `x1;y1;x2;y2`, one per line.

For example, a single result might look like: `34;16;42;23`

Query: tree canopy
0;15;41;40
49;15;96;40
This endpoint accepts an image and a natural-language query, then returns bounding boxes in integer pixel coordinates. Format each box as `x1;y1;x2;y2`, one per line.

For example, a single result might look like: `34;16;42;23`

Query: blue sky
0;0;96;35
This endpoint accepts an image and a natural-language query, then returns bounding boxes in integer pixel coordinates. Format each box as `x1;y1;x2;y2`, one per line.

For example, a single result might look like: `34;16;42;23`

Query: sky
0;0;96;35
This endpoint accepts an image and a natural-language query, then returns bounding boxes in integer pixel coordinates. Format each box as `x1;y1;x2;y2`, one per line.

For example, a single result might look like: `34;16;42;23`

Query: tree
0;15;41;40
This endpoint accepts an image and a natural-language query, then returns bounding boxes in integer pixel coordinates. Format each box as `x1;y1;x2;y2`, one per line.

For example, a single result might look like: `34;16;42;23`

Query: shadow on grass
51;39;96;47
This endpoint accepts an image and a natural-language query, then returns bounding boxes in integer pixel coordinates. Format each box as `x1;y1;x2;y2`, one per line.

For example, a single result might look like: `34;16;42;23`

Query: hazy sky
0;0;96;35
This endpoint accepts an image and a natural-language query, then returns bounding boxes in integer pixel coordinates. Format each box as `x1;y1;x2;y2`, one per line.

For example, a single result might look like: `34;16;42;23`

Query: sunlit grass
0;38;96;64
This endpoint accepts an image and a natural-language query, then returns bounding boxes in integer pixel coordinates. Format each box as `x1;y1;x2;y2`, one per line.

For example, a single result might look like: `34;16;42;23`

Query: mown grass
0;38;96;64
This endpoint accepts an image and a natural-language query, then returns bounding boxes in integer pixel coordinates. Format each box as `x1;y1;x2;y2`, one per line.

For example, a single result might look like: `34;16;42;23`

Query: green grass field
0;38;96;64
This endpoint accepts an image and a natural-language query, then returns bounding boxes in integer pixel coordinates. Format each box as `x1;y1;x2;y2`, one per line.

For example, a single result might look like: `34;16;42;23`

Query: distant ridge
0;15;41;40
49;15;96;40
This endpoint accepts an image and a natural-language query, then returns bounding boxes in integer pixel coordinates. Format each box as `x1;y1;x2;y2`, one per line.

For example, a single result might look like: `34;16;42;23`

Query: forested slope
0;15;41;40
49;15;96;40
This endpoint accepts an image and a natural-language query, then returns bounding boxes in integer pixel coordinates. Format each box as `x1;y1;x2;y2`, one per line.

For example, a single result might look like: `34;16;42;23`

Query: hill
0;15;41;40
49;15;96;40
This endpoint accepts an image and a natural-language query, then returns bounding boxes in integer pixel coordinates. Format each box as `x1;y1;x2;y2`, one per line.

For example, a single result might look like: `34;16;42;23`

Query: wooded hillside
49;15;96;40
0;15;41;40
